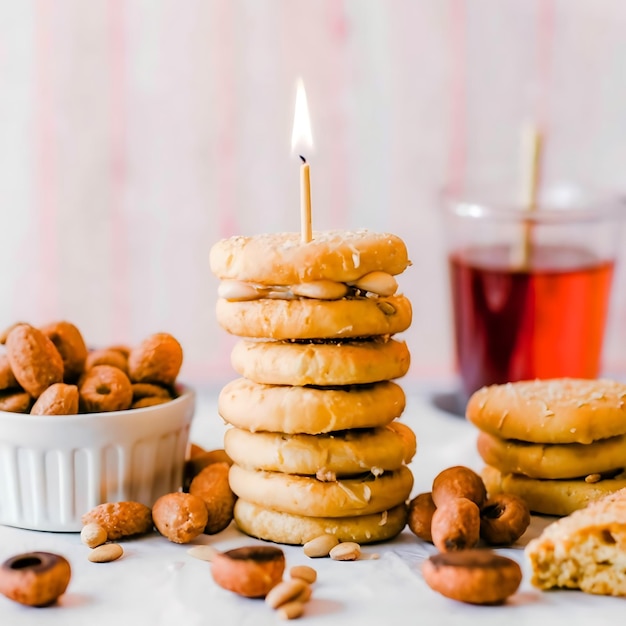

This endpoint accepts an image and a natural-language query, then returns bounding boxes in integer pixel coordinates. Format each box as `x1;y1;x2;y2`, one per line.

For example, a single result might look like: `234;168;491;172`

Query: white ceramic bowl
0;385;195;532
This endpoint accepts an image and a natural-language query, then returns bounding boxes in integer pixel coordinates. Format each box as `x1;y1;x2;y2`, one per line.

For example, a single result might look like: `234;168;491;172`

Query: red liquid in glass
449;244;614;398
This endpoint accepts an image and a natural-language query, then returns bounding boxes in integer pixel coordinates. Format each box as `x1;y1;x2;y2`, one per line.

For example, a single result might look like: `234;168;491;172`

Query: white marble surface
0;386;623;625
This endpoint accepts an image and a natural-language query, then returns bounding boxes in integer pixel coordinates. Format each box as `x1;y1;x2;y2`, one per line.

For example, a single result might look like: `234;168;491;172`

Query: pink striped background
1;0;626;389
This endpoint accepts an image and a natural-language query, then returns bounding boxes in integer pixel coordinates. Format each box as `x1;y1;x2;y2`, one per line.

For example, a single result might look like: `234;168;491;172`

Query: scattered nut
480;493;530;545
431;497;480;552
88;543;123;563
585;473;602;484
289;565;317;584
187;545;220;562
277;600;305;620
81;523;108;548
265;579;309;609
303;534;339;558
329;541;361;561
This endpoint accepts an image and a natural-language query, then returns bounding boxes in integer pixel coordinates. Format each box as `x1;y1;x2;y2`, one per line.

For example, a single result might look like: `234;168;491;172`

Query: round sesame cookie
233;499;408;545
218;378;406;434
209;229;410;285
224;421;416;477
215;294;412;340
230;338;410;386
466;378;626;445
477;431;626;480
482;464;626;516
229;464;414;518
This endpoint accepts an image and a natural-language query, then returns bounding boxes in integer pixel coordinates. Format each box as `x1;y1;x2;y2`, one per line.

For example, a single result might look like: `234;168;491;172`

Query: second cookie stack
210;229;416;545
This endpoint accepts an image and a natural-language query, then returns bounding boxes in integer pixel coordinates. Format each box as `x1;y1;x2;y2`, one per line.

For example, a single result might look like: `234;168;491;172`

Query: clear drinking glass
442;184;625;400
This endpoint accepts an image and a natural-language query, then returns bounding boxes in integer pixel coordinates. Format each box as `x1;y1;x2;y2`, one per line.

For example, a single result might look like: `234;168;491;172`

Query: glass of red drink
443;185;624;400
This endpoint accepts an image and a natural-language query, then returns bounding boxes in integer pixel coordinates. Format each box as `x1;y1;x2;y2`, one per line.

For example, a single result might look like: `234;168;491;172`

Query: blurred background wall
1;0;625;390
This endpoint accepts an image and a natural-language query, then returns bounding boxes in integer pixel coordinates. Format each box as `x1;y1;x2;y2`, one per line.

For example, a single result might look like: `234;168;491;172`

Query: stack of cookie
466;378;626;516
210;230;416;544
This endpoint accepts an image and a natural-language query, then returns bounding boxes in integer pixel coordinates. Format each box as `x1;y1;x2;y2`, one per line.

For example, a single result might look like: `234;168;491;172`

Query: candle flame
291;78;313;154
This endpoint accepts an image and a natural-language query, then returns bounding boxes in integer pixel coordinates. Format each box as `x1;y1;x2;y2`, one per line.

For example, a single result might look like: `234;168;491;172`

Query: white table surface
0;383;623;625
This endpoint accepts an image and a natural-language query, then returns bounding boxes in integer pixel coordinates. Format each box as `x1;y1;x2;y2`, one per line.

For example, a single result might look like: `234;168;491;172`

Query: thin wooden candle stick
513;124;543;269
300;155;312;243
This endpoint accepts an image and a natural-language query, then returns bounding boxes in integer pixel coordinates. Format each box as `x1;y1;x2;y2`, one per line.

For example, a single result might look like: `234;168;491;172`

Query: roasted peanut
431;497;480;552
80;523;107;548
329;542;361;561
290;565;317;584
265;579;309;609
480;493;530;545
88;543;123;563
303;534;339;558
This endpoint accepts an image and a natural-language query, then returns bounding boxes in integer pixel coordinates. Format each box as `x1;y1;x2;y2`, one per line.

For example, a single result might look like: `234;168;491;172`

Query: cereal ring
85;348;129;374
189;462;237;534
431;497;480;552
0;354;18;390
480;493;530;546
152;492;208;544
211;546;285;598
432;466;487;508
79;365;133;412
128;333;183;386
81;501;153;540
30;383;79;415
131;382;172;400
0;552;71;607
0;389;32;413
131;396;170;409
5;324;64;398
407;492;436;543
106;344;131;358
40;321;88;383
422;549;522;605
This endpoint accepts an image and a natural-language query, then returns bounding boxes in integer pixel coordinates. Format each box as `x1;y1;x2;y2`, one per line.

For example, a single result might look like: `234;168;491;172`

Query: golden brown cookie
466;378;626;445
228;464;413;518
422;549;522;605
477;430;626;480
30;383;79;415
78;365;133;412
5;325;64;398
216;294;412;340
230;338;410;386
219;378;405;434
210;229;410;285
233;499;408;545
482;464;626;516
224;422;416;478
526;488;626;596
40;321;88;383
128;333;183;386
